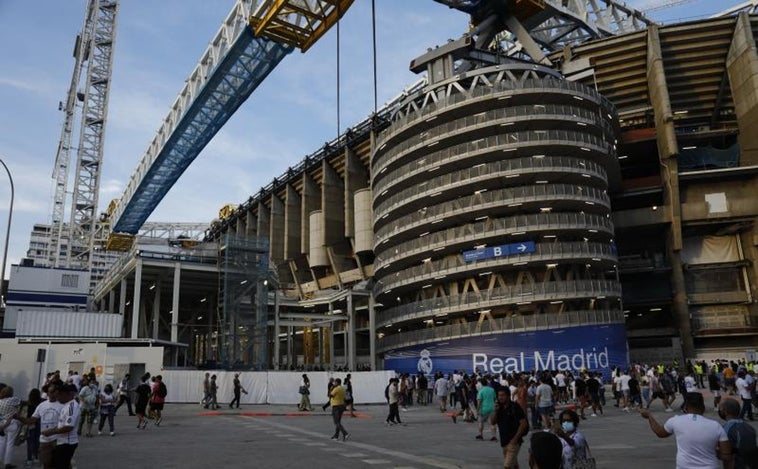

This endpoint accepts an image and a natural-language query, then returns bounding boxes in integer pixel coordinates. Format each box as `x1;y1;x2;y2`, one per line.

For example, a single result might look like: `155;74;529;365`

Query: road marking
362;459;391;465
244;417;464;468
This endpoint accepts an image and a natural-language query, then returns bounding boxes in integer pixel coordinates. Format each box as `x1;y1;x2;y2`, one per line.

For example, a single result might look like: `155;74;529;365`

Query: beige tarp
681;235;740;265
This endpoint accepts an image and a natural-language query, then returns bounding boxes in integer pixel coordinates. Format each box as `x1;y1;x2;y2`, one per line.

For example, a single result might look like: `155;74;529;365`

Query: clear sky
0;0;748;278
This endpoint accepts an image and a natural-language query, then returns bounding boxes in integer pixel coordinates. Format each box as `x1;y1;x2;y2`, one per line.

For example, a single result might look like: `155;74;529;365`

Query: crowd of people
0;369;167;469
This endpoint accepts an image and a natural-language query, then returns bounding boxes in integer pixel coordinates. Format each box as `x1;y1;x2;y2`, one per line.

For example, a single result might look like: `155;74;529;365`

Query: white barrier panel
159;370;395;405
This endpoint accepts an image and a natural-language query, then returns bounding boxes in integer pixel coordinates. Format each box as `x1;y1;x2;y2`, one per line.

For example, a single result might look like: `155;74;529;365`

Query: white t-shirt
32;400;63;444
620;375;632;391
736;377;752;399
536;383;553;408
556;373;566;387
684;376;697;393
56;400;81;445
663;413;728;469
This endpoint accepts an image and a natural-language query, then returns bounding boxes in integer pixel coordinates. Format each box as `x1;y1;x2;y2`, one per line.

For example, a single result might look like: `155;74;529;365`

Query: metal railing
375;182;610;233
692;313;758;331
375;212;614;261
376;241;617;291
374;153;607;202
376;279;621;327
377;309;625;352
386;77;616;139
374;102;613;180
373;129;612;188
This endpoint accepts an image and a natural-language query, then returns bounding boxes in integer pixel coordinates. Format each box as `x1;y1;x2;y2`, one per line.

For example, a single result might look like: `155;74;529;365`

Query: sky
0;0;748;279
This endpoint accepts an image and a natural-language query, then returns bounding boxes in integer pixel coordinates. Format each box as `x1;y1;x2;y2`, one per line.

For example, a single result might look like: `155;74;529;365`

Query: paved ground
6;394;752;469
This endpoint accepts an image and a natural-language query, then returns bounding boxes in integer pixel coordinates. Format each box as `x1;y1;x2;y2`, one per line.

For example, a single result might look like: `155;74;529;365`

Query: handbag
298;386;307;395
572;442;596;469
14;425;27;446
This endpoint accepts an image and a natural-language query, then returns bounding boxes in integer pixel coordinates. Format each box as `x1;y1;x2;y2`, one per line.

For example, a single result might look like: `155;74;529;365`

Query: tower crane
49;0;119;271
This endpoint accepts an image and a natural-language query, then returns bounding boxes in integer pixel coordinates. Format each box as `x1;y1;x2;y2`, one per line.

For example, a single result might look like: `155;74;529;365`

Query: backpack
158;382;168;398
725;420;758;459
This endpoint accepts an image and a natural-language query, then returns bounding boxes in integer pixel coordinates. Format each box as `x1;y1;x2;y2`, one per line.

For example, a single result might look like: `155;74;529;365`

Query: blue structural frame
113;26;293;234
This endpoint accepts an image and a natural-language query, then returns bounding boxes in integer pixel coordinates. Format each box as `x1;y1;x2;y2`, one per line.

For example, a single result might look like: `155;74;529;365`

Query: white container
16;310;123;338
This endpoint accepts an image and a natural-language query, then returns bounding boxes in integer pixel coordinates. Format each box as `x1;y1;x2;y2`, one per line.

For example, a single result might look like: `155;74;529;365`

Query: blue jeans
740;398;754;420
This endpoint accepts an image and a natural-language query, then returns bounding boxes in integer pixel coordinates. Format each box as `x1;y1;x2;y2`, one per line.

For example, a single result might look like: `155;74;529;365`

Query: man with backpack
149;375;167;426
719;397;758;469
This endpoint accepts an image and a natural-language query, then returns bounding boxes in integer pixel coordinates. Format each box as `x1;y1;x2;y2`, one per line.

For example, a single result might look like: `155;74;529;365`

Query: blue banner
462;241;535;262
383;323;628;380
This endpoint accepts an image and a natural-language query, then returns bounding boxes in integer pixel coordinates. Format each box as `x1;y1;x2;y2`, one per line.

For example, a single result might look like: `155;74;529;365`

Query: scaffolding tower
218;234;270;370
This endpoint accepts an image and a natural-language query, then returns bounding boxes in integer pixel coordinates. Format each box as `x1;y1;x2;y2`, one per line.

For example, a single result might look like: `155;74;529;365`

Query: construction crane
49;0;119;270
642;0;695;13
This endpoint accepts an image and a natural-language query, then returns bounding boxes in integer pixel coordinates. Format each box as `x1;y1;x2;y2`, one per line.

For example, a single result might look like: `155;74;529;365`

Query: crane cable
336;2;341;139
372;0;378;114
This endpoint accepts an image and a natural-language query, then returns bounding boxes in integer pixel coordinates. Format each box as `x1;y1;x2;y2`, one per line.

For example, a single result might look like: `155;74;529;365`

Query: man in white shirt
42;384;80;469
20;383;64;469
619;370;632;411
640;392;731;469
735;371;754;421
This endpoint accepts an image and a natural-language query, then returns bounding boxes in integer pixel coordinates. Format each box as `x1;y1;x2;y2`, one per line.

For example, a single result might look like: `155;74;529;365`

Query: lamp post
0;158;14;295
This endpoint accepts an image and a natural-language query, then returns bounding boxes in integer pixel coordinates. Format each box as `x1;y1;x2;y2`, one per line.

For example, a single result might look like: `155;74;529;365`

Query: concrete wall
0;340;163;398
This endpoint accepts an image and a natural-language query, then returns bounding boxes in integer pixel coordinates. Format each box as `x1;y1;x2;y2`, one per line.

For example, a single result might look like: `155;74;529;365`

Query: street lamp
0;158;14;295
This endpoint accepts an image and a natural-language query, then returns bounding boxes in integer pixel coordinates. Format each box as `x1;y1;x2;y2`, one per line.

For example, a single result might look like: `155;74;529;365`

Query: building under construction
86;1;758;372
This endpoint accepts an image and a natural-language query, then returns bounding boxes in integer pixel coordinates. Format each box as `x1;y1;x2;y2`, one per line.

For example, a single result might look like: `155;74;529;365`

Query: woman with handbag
298;374;314;411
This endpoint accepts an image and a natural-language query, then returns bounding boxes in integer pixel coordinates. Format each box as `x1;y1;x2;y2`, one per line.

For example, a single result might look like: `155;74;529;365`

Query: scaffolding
218;234;270;370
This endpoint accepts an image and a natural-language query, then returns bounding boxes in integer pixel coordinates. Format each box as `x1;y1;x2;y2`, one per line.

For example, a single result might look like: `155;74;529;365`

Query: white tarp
681;235;740;265
159;370;395;405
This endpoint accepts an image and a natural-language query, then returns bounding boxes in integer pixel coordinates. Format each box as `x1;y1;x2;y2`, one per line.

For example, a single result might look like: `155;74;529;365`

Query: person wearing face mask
555;409;591;468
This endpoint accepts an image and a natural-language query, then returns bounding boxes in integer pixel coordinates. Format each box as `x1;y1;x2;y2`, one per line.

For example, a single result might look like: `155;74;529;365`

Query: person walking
0;385;22;469
640;392;732;469
24;388;42;467
476;376;497;441
42;384;80;469
490;386;528;469
20;383;62;469
328;378;349;441
202;372;211;408
229;373;246;409
322;378;335;412
149;375;167;425
344;374;356;417
386;378;402;425
77;376;97;437
555;409;591;469
208;374;219;410
719;397;758;469
134;373;152;430
298;374;313;411
536;374;554;430
435;373;449;412
97;384;116;436
736;370;754;421
114;374;135;416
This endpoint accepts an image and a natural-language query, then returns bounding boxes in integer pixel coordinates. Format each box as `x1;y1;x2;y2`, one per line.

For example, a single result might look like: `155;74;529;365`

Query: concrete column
256;201;270;243
347;292;355;372
369;294;376;371
245;208;258;237
287;325;294;368
273;290;280;370
727;13;758;166
301;173;320;254
648;25;693;360
131;259;143;339
171;262;181;343
321;160;345;248
269;194;285;264
344;148;369;239
152;281;161;339
119;279;127;315
108;290;115;313
328;303;335;369
284;185;301;260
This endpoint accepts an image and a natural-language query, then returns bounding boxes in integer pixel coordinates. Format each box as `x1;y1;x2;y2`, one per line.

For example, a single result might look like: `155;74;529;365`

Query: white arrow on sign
517;243;527;252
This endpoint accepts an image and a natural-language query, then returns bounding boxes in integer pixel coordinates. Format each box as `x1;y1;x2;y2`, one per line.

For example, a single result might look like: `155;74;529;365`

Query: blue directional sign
462;241;535;262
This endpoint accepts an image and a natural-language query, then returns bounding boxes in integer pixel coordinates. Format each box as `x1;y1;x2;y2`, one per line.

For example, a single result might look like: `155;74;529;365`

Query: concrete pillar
269;194;285;264
287;325;294;368
152;281;161;339
369;294;376;371
344;148;369;239
273;291;280;370
727;13;758;166
119;279;127;315
245;208;258;238
108;290;115;313
301;173;319;254
647;25;693;360
131;259;143;339
257;201;270;242
328;303;335;369
284;185;301;260
171;262;181;343
347;292;355;372
236;213;247;236
321;160;345;247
